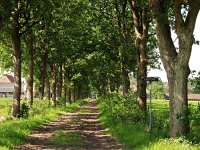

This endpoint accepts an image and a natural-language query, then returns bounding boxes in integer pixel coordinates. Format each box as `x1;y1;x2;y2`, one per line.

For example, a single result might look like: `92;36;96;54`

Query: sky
148;13;200;82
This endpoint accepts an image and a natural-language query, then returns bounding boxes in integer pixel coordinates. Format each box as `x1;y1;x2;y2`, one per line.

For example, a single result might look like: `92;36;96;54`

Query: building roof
0;75;14;83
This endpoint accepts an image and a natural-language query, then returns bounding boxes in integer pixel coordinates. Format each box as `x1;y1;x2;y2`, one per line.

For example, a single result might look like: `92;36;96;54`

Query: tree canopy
0;0;199;138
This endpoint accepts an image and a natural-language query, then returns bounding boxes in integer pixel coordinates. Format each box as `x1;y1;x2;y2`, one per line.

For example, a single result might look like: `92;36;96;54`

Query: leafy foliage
19;102;29;118
98;93;146;123
189;71;200;94
98;98;200;149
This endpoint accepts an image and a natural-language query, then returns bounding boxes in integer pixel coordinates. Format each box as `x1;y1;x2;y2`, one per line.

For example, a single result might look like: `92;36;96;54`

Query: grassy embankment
0;98;87;150
98;93;200;150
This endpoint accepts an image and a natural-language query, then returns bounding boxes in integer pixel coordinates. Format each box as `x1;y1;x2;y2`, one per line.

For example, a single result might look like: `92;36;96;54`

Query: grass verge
98;94;200;150
0;99;87;150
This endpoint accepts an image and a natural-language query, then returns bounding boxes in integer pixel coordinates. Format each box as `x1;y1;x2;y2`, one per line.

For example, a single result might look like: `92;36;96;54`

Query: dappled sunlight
15;100;124;150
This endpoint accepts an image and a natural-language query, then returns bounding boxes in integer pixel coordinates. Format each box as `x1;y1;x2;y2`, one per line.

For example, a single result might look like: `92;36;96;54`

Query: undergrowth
98;93;200;150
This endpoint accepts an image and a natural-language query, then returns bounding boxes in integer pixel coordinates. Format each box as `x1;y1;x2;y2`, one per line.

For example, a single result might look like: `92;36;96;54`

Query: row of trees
0;0;199;138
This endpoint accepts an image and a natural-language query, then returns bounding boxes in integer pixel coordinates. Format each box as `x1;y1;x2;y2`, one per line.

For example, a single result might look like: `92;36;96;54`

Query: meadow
98;93;200;150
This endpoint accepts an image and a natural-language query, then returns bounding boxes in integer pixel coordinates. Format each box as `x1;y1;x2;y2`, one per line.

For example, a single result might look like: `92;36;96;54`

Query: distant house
165;93;200;101
0;75;14;97
188;94;200;101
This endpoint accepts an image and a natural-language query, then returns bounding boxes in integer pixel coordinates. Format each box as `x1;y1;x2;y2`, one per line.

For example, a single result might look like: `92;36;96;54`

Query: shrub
57;97;67;106
98;93;147;123
19;103;29;118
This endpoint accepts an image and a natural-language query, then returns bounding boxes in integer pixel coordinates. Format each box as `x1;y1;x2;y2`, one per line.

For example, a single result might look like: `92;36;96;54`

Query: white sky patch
149;13;200;82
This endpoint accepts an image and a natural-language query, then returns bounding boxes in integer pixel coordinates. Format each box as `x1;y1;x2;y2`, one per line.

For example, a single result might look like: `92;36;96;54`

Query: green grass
49;130;85;147
0;98;86;150
78;108;91;113
0;98;12;117
98;96;200;150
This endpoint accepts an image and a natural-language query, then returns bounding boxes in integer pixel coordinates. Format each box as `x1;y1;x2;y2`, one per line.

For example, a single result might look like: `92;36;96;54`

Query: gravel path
15;100;124;150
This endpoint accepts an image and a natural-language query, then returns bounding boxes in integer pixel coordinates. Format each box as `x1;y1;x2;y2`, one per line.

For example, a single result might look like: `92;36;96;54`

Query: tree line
0;0;199;138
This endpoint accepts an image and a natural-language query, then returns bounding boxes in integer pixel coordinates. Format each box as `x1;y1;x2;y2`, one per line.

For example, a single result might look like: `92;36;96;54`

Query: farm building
165;93;200;101
0;75;14;97
0;75;25;97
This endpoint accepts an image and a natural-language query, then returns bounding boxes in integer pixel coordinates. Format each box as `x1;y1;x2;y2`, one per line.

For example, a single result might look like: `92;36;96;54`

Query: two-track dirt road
15;100;124;150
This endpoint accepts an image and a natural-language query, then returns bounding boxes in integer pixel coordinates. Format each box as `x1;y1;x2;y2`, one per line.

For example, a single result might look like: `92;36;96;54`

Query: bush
98;93;147;123
29;99;50;116
147;138;200;150
57;97;67;106
19;103;29;118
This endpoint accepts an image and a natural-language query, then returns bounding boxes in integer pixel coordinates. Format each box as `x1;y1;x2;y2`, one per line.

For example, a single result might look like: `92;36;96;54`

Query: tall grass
98;93;200;150
0;98;86;150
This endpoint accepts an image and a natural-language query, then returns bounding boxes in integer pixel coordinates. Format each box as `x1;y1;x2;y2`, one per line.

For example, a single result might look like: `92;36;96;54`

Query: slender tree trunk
57;65;63;97
115;0;131;96
46;77;51;100
101;72;108;96
68;89;72;104
26;28;34;106
122;57;130;96
77;85;81;100
38;23;47;99
11;7;21;118
129;0;148;111
114;72;120;93
52;64;58;107
136;41;147;111
38;52;47;99
73;87;76;102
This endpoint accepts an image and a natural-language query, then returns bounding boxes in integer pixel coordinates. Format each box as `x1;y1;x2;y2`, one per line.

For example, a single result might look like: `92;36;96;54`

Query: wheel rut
15;100;124;150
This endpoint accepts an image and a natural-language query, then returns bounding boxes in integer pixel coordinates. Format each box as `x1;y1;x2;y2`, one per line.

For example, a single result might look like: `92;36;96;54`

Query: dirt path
15;100;124;150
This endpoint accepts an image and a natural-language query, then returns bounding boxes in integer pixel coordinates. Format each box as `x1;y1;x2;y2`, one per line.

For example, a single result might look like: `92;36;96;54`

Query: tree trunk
52;64;58;107
38;23;47;100
122;57;130;96
151;0;200;137
46;77;51;100
101;72;108;96
114;0;131;96
11;7;21;118
68;89;72;104
73;87;76;102
114;72;120;93
26;28;34;106
168;68;190;137
129;0;148;111
57;65;63;97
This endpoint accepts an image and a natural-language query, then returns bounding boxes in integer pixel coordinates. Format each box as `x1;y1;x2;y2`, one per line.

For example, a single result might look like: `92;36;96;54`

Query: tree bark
46;77;51;100
129;0;148;111
114;0;131;96
68;89;72;104
11;5;21;118
52;64;58;107
151;0;200;137
57;65;63;97
38;23;47;100
122;56;130;96
26;28;34;106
